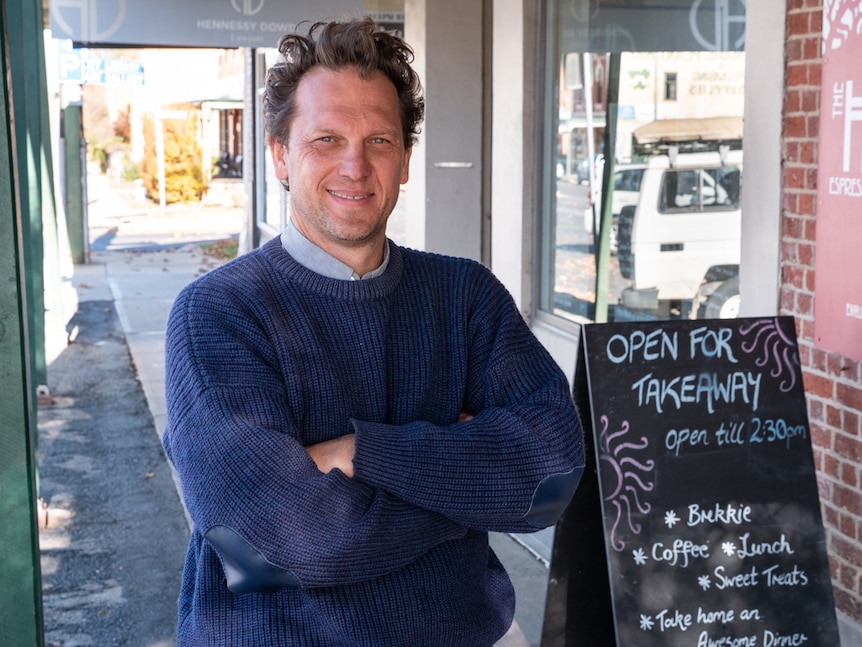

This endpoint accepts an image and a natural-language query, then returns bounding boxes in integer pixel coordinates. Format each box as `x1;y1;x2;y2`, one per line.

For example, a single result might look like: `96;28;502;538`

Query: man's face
269;65;411;264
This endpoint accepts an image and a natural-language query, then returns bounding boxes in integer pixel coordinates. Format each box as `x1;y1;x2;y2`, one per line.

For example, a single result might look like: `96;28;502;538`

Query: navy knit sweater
163;237;585;646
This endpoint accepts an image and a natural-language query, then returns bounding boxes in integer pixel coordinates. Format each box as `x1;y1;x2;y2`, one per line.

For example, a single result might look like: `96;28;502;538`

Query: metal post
593;53;620;323
156;114;167;218
63;102;86;264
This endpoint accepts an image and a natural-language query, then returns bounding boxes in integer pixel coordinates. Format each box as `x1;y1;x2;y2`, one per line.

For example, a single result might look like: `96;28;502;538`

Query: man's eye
371;137;388;145
319;136;334;143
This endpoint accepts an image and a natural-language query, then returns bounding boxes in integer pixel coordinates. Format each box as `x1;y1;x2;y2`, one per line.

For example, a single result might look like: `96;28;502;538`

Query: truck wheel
701;277;740;319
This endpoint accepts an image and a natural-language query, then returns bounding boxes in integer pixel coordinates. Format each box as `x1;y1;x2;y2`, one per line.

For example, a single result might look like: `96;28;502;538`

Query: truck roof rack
632;116;743;157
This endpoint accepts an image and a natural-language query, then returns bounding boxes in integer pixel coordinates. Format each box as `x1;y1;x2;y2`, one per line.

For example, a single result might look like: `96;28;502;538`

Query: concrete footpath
36;171;552;646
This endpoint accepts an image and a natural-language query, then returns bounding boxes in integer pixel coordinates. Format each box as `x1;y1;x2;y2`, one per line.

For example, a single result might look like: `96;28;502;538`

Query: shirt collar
280;218;390;281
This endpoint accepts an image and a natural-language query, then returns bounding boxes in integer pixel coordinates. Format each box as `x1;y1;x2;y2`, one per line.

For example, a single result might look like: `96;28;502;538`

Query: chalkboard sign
542;317;839;647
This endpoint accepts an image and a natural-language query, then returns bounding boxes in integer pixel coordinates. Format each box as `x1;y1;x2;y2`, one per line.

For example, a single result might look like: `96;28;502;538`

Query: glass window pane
257;47;287;233
539;1;745;324
665;72;677;101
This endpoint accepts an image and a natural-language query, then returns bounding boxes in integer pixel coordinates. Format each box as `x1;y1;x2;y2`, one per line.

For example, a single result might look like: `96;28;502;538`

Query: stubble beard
304;200;390;250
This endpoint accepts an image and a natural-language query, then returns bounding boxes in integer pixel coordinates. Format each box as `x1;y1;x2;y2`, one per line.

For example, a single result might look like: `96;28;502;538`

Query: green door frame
7;0;60;394
0;0;46;641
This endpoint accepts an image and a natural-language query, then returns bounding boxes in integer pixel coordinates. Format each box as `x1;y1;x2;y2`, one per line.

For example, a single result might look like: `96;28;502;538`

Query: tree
140;106;205;204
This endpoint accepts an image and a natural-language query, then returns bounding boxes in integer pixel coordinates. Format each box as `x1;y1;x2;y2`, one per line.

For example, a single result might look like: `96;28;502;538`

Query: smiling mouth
329;190;371;200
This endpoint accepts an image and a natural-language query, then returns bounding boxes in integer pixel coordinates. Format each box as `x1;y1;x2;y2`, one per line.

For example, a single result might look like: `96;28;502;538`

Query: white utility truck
615;116;743;319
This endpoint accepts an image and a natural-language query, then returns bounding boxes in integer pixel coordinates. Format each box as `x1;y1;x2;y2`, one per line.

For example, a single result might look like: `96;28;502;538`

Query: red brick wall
784;0;862;624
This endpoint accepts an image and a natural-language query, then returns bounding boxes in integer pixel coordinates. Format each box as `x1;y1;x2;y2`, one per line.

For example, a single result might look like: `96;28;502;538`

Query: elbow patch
524;465;584;528
205;525;301;593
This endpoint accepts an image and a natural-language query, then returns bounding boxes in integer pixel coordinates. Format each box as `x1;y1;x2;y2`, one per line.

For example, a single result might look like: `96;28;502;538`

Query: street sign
57;40;144;85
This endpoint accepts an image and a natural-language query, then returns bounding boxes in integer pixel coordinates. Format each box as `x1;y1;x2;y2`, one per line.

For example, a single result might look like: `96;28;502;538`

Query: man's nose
339;143;372;180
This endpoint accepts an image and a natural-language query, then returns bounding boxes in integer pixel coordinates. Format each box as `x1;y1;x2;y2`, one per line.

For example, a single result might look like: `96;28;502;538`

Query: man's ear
269;139;289;182
400;146;412;185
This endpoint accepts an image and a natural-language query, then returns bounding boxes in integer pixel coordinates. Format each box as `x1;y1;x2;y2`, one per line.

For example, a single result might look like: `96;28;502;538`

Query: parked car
616;146;742;319
575;153;605;185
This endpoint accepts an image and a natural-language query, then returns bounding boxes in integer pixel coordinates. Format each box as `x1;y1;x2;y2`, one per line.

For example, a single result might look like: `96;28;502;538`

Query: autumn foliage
141;106;206;204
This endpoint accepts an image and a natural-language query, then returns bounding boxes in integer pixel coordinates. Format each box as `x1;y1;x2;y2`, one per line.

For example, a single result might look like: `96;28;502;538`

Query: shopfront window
539;0;745;324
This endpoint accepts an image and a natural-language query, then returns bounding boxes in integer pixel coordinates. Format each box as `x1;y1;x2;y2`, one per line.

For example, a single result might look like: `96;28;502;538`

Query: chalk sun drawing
598;415;655;551
739;318;799;393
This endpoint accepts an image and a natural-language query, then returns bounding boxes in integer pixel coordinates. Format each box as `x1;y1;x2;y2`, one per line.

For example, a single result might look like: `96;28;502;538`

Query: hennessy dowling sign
49;0;364;48
543;316;839;647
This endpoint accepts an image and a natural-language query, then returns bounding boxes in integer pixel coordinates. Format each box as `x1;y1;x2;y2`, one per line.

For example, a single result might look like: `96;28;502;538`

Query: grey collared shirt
280;218;390;280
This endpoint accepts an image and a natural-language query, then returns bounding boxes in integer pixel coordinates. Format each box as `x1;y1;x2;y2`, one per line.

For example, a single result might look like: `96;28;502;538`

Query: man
163;16;584;646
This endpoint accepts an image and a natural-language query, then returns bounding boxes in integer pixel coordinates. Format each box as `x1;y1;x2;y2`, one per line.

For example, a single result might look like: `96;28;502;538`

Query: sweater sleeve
162;278;467;592
351;263;586;534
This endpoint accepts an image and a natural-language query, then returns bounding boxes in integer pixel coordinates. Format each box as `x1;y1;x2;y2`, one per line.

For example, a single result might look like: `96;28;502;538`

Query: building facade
416;1;862;640
244;1;862;639
35;0;862;641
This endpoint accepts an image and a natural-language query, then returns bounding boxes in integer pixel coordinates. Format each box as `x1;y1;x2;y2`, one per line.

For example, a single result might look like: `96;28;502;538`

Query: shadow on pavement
38;300;189;647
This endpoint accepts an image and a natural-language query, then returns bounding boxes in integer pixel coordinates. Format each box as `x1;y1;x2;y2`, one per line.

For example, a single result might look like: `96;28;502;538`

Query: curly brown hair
263;17;424;149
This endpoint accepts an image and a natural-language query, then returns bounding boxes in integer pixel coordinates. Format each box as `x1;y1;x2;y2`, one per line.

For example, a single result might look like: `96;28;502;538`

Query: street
551;178;631;320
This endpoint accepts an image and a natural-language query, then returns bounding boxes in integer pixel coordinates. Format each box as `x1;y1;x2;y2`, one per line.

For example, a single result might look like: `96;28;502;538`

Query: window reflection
541;1;745;324
660;167;741;212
